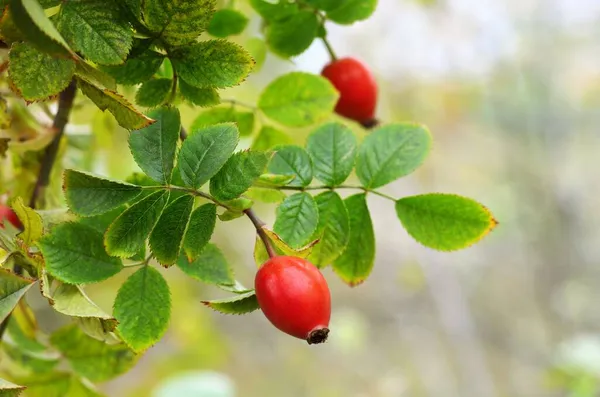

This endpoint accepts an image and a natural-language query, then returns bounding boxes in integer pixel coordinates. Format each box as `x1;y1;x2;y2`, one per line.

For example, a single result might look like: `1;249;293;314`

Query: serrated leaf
333;193;374;286
273;192;319;249
77;77;154;130
0;378;26;396
182;203;216;261
254;173;295;187
104;190;169;258
190;106;254;137
101;48;164;85
74;61;116;91
258;72;338;127
50;324;137;382
356;123;432;189
209;151;269;201
9;0;73;56
326;0;378;25
55;0;133;65
135;78;172;108
129;106;180;184
308;191;350;268
202;290;259;315
179;80;220;107
176;243;234;285
113;266;170;352
10;197;43;245
266;10;318;58
39;222;123;284
306;122;357;186
143;0;216;46
251;126;291;151
149;194;194;266
178;123;239;189
170;40;254;89
63;169;142;216
267;145;312;187
0;269;34;323
208;9;248;38
249;0;298;21
51;283;116;331
245;37;267;72
395;193;497;251
9;42;75;101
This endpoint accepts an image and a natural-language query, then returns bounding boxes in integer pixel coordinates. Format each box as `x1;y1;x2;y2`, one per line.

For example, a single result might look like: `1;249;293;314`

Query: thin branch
220;98;257;111
29;80;77;208
321;37;337;62
255;184;398;202
244;209;277;259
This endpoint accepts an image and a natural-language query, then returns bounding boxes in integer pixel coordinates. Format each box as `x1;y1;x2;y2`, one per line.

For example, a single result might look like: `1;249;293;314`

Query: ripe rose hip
255;256;331;344
0;205;22;230
321;57;378;128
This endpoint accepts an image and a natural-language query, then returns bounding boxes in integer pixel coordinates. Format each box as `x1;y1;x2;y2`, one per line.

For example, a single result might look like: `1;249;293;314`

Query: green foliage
178;123;239;189
258;72;339;127
325;0;378;25
251;126;291;151
179;80;220;107
250;0;298;22
306;122;357;186
10;197;43;246
135;78;173;108
273;192;319;249
101;48;164;85
266;10;319;57
182;203;217;262
0;378;26;396
308;191;350;268
0;269;34;323
209;151;269;201
395;193;497;251
202;291;259;315
149;195;194;266
39;222;123;284
208;9;248;38
113;266;170;352
356;123;432;189
55;0;133;65
9;42;75;101
333;194;375;286
191;107;255;137
176;243;234;286
63;170;142;216
267;145;313;187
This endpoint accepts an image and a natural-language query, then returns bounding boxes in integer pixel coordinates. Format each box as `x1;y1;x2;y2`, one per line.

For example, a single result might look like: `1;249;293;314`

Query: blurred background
11;0;600;396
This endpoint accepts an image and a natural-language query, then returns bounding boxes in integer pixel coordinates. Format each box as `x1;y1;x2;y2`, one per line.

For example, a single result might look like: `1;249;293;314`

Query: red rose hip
0;205;22;230
255;256;331;344
321;57;378;128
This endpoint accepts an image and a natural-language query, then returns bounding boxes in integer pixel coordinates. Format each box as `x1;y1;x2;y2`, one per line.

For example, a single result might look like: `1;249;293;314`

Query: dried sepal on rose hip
321;57;378;128
254;256;331;344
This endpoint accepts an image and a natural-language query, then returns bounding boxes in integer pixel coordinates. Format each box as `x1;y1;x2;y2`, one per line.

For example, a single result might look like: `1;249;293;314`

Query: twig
244;209;277;259
29;81;77;208
255;183;398;202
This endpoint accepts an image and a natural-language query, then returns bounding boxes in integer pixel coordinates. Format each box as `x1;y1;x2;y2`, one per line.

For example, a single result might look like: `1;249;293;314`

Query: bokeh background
12;0;600;396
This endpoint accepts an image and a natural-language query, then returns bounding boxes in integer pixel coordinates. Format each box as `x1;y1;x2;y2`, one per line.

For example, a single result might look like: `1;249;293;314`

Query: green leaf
135;78;173;108
395;193;497;251
304;0;339;11
8;42;75;102
251;126;291;151
208;9;248;38
273;192;319;249
50;324;137;382
326;0;378;25
113;266;170;352
0;269;34;323
253;227;318;266
149;195;194;266
202;290;259;315
308;191;350;268
0;378;26;396
209;151;269;201
104;190;169;258
356;123;432;189
10;197;43;245
63;169;142;216
170;40;254;89
178;123;239;189
9;0;73;56
266;10;318;58
2;343;59;374
129;106;180;184
333;193;374;286
190;106;254;137
55;0;133;65
249;0;298;21
143;0;216;46
258;72;338;127
15;373;70;397
306;122;357;186
176;243;234;286
77;77;154;130
182;203;216;261
39;222;123;284
254;173;295;188
101;48;164;85
267;145;312;187
179;80;220;107
217;208;244;222
74;61;117;91
244;37;267;72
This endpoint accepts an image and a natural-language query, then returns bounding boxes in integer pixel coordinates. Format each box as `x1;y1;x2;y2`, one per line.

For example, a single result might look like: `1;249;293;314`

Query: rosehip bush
0;0;497;395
